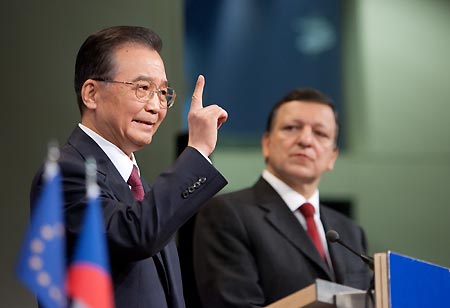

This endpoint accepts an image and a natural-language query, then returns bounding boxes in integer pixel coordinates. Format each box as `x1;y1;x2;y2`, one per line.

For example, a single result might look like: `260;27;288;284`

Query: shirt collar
262;169;320;216
78;123;139;181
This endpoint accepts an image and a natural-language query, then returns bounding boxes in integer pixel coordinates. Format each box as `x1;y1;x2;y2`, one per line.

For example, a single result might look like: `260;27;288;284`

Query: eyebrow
286;119;332;130
132;75;169;87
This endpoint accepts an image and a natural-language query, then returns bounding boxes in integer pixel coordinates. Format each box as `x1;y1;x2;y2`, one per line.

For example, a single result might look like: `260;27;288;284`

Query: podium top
265;279;362;308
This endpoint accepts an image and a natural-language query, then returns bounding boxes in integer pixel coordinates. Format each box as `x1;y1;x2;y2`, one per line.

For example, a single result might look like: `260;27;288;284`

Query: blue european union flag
16;159;67;308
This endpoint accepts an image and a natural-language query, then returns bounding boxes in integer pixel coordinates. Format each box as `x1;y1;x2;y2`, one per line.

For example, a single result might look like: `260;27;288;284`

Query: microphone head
326;230;340;243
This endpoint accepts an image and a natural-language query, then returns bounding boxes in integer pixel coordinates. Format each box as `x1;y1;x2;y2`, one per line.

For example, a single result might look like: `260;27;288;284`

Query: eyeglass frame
91;77;176;109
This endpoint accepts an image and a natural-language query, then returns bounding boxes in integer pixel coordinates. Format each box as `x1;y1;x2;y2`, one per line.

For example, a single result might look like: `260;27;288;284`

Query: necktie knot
127;166;144;201
299;202;315;218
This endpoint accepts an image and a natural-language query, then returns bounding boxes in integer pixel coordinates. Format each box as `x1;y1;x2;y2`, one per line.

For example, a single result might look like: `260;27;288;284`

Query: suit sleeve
193;196;266;308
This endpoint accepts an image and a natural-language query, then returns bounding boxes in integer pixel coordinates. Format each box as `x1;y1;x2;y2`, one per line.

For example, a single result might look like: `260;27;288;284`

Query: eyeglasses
92;78;176;109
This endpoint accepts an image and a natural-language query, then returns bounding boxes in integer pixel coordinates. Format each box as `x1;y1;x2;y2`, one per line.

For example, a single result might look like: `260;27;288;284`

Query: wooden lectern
264;279;369;308
264;251;450;308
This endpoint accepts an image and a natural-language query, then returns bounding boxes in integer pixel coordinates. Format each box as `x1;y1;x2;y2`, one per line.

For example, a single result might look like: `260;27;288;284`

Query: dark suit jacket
193;177;371;308
30;126;227;308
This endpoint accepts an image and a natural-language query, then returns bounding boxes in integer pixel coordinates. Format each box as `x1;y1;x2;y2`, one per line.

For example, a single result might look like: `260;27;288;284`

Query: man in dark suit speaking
30;26;228;308
193;88;371;307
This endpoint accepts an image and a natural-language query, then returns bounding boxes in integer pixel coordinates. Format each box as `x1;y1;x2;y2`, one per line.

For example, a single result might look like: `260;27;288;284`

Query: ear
326;147;339;171
261;132;270;160
81;79;99;110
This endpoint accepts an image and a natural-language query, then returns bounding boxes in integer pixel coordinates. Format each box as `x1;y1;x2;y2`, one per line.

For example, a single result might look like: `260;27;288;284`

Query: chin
144;136;153;144
135;133;154;145
288;168;316;181
129;139;153;152
141;139;153;146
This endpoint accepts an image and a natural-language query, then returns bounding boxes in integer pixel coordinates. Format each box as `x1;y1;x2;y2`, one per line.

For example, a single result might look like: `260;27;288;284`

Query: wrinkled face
85;43;168;156
262;100;338;188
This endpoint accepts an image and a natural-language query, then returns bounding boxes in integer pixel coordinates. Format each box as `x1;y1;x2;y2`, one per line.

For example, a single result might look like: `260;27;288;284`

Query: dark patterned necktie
127;165;144;201
299;202;326;261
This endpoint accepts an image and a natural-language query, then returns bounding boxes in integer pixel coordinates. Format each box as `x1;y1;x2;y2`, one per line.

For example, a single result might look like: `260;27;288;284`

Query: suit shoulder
198;186;257;218
206;186;255;206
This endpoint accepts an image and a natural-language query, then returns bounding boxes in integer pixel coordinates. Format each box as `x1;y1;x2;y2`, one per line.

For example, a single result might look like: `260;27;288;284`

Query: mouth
133;119;155;126
291;153;312;161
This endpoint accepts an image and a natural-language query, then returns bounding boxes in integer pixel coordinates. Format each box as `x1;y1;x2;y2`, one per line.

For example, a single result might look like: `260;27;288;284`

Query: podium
264;279;370;308
264;251;450;308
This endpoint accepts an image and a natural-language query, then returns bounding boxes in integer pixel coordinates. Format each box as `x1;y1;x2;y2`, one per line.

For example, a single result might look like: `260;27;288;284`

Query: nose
143;92;161;113
296;126;313;147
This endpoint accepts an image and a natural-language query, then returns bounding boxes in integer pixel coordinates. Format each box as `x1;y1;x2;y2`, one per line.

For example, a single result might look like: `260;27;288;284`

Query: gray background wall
1;0;449;307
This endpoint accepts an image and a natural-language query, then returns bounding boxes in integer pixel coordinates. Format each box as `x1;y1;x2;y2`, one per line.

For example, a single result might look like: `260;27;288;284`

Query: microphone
326;230;374;271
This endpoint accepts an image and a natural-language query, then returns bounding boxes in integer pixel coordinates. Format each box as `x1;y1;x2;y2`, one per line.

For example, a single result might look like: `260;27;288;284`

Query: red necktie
299;202;326;261
127;166;144;201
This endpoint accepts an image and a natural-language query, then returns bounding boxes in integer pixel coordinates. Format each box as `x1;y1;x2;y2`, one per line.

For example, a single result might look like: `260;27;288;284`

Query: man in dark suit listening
30;26;228;308
193;88;371;307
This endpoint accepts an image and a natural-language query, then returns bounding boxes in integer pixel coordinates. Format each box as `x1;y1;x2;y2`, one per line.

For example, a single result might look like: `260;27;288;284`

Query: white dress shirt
78;123;138;182
262;169;332;266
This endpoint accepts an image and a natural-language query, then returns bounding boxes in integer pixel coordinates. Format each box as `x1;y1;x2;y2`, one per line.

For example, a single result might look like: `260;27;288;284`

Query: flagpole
85;158;99;200
44;141;60;181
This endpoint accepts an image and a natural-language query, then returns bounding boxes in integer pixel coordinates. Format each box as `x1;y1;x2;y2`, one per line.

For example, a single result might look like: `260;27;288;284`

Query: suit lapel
67;126;135;204
254;178;334;280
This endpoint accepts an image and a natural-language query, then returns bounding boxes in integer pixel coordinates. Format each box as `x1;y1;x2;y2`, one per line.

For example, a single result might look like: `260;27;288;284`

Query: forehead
112;42;159;60
111;43;166;78
274;100;336;128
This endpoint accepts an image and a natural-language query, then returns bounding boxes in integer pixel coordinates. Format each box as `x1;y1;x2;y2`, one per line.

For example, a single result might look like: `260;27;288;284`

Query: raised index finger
190;75;205;111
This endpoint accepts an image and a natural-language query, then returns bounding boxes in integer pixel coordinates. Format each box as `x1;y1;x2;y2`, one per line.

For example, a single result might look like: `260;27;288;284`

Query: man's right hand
187;75;228;157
